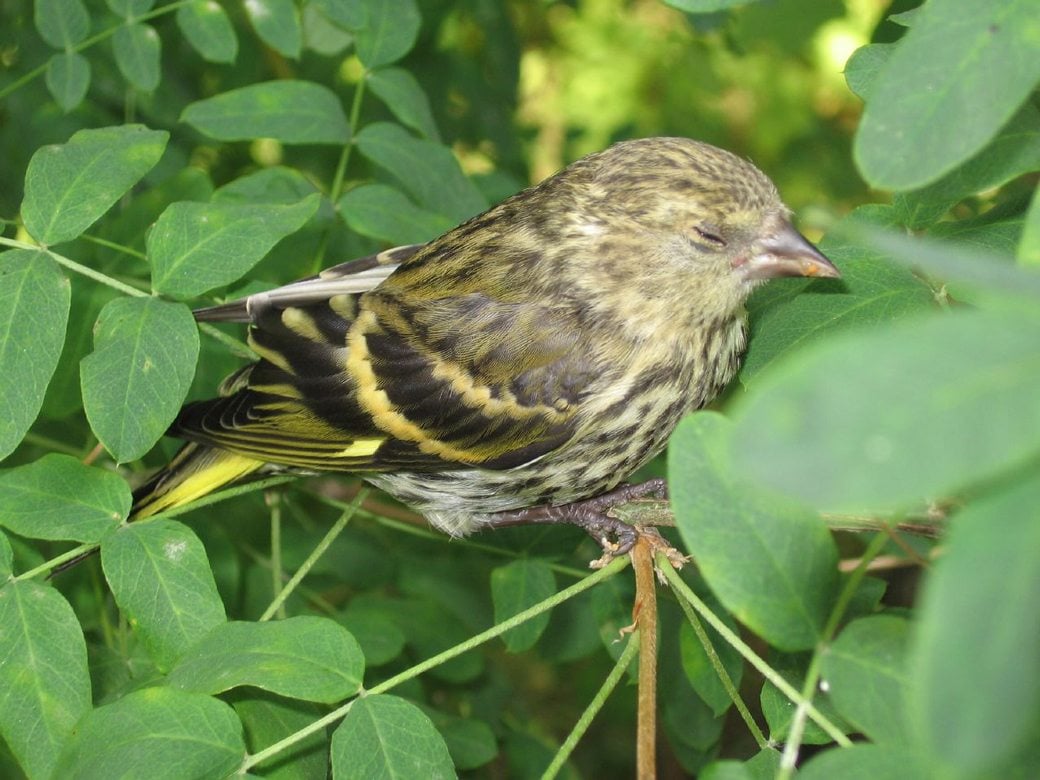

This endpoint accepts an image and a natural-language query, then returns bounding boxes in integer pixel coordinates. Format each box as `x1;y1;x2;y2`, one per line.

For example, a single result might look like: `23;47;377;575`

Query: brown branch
631;534;658;780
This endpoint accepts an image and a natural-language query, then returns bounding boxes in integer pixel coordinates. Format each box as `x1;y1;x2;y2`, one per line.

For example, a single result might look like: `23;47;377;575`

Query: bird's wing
173;262;591;473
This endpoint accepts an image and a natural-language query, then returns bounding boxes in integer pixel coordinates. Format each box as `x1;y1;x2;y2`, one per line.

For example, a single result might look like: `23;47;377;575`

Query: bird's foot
487;478;671;559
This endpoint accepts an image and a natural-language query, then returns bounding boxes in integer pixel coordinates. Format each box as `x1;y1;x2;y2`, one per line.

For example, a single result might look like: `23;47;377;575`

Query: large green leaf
355;122;487;223
731;308;1040;512
331;694;454;779
0;454;127;542
368;67;440;140
799;744;933;780
80;297;199;463
21;125;168;245
0;580;92;780
148;194;319;298
102;520;227;671
909;474;1040;775
0;250;70;461
181;81;348;144
669;412;839;651
169;617;364;702
354;0;420;68
339;183;454;245
52;687;244;778
854;0;1040;190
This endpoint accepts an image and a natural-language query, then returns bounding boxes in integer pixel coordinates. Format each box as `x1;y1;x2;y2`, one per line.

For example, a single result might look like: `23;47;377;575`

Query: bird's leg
487;478;668;555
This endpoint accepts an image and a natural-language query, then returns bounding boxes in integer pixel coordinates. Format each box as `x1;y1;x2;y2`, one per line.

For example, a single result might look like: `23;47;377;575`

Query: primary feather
133;137;838;534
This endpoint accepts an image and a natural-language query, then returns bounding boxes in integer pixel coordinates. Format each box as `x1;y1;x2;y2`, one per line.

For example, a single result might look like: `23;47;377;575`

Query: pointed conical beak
736;220;839;282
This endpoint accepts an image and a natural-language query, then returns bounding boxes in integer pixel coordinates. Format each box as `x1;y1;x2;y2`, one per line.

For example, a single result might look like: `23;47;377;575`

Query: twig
631;535;658;779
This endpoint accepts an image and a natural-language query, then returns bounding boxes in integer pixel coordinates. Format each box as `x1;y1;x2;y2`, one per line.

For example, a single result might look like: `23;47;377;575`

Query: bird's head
559;137;839;334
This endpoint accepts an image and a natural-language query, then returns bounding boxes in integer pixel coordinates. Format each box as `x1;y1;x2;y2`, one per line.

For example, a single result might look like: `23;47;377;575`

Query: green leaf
1018;185;1040;267
113;23;161;92
843;43;892;101
244;0;301;58
368;67;441;140
822;615;910;745
854;0;1040;190
181;81;349;144
0;580;92;780
213;166;320;204
731;309;1040;512
233;693;328;778
355;122;488;222
52;687;244;778
102;520;227;671
148;194;320;298
669;413;839;651
798;744;933;780
169;617;364;702
107;0;154;17
0;454;127;542
34;0;90;48
338;601;406;666
45;51;91;112
662;0;749;12
893;103;1040;229
0;250;70;461
0;532;11;577
311;0;365;30
354;0;420;68
437;715;497;770
679;609;744;716
302;2;354;55
80;297;199;463
176;0;238;64
21;125;168;245
741;209;933;383
340;183;455;245
331;694;455;780
761;665;847;745
909;474;1040;775
490;559;556;653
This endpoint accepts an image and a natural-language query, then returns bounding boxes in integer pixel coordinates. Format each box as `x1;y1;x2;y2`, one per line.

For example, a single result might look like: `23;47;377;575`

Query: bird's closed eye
692;226;727;247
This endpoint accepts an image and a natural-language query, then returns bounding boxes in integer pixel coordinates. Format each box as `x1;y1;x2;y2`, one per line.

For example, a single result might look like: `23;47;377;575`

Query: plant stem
632;536;658;779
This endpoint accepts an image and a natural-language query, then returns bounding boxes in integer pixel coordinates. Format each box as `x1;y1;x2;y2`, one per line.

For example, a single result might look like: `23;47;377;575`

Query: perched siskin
132;137;838;550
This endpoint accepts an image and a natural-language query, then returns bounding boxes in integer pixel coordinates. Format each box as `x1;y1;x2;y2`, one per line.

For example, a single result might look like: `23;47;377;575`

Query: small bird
132;137;838;551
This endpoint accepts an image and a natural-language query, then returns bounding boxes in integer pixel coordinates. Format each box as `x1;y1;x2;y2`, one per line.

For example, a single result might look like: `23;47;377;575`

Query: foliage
1;0;1038;777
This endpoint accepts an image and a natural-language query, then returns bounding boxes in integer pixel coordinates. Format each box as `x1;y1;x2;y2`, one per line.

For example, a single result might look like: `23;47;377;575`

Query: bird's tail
130;443;265;520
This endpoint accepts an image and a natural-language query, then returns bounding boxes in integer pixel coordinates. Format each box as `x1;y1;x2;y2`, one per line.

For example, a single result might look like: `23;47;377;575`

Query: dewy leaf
148;194;320;298
80;297;199;463
113;23;162;92
176;0;238;64
45;51;91;112
669;412;839;651
181;80;349;144
821;615;911;745
0;453;128;542
102;520;227;671
368;67;440;140
21;125;169;245
51;687;244;779
854;0;1040;190
490;559;556;653
331;694;455;780
0;250;70;461
34;0;90;48
354;0;420;68
731;309;1040;513
243;0;301;59
356;122;487;223
339;183;454;245
909;474;1040;775
169;617;365;702
741;208;933;383
0;580;92;780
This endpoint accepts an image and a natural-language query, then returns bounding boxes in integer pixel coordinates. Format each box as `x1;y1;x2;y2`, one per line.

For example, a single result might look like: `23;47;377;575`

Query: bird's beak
736;220;840;282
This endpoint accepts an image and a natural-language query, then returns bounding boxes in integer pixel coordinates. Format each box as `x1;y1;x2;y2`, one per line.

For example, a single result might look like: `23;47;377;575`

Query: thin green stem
19;432;86;458
542;630;641;780
258;489;368;622
659;556;852;747
80;234;148;260
268;491;284;621
238;556;630;774
197;322;254;359
16;544;94;581
675;593;767;749
0;238;145;297
776;531;890;777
